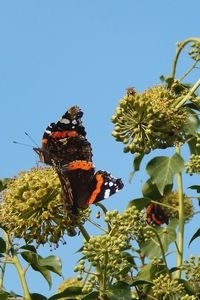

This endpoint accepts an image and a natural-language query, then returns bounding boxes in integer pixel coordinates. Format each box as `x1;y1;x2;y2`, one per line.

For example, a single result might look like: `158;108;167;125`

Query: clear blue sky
1;0;200;297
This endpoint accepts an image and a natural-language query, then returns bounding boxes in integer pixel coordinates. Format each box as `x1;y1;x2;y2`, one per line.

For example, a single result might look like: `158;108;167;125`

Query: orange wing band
67;160;94;171
87;174;104;204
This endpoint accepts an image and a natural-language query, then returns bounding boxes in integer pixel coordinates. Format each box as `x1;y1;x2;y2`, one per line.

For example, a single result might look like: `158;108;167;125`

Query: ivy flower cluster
74;206;146;286
160;191;194;222
185;154;200;174
0;168;90;245
152;274;186;299
111;86;188;154
189;41;200;61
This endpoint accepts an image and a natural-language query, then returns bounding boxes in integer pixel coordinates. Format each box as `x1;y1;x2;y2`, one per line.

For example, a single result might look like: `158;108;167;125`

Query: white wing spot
60;118;70;124
104;189;111;198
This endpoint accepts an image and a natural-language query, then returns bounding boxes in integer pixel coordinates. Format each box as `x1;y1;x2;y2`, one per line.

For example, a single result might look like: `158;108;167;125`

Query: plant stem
12;252;31;300
171;37;200;79
175;146;184;278
174;78;200;109
78;223;91;242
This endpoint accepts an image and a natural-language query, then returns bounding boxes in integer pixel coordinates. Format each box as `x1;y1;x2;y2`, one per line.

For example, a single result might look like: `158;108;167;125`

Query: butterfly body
35;106;123;212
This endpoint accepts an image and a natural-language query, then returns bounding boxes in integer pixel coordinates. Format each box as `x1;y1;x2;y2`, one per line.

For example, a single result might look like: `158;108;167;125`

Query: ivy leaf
21;251;62;288
146;154;184;195
0;178;10;192
142;179;173;200
129;153;145;182
49;287;83;300
184;107;199;136
189;228;200;246
30;293;47;300
135;262;167;282
127;197;151;211
187;136;200;155
81;292;100;300
107;281;132;300
0;237;7;254
140;219;177;259
188;185;200;193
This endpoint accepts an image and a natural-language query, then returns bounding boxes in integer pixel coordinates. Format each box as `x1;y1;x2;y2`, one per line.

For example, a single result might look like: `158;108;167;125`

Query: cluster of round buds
111;86;188;154
79;207;146;280
185;133;200;174
82;234;132;279
182;256;200;282
160;191;193;221
104;206;146;240
152;274;185;298
0;168;90;245
185;154;200;174
189;41;200;61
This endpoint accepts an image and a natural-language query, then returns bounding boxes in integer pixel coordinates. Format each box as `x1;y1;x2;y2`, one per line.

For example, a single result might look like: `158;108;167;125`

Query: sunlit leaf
140;219;177;259
142;179;173;200
129;153;145;181
189;228;200;246
146;154;184;195
38;255;62;275
184;107;199;136
107;281;132;300
21;251;62;288
135;262;166;282
187;136;200;155
127;197;151;211
48;287;83;300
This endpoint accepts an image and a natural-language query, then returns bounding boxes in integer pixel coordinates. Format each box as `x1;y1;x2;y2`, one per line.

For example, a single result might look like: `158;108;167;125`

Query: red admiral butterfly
146;203;169;226
34;106;124;213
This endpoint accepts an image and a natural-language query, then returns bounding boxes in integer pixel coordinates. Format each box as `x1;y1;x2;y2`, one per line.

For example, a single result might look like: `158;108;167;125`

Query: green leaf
21;251;62;288
48;287;83;300
140;219;177;259
0;178;10;192
142;179;173;200
187;136;200;155
188;185;200;193
146;154;184;195
20;244;37;253
189;228;200;246
81;292;99;300
107;281;132;300
0;290;9;300
0;237;7;253
30;293;47;300
135;263;157;282
129;153;145;181
184;107;200;136
127;197;151;211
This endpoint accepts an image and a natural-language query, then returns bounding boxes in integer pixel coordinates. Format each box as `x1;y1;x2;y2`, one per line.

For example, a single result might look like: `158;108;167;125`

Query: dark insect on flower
146;203;169;226
34;106;124;213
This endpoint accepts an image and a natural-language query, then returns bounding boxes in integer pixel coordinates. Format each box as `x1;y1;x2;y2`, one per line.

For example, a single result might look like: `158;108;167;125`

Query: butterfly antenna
13;141;33;148
24;132;39;147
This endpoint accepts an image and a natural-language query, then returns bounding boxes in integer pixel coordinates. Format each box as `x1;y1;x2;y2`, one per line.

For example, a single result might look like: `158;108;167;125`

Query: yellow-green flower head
161;191;193;221
152;274;185;298
0;167;89;245
189;41;200;61
111;85;188;154
185;154;200;174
